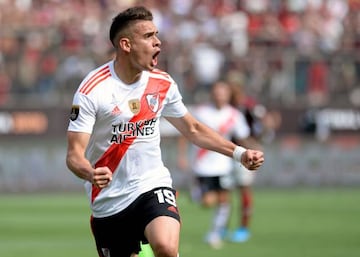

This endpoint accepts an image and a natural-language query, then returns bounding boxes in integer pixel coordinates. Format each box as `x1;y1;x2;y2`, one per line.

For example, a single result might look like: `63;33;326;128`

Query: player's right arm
66;131;112;188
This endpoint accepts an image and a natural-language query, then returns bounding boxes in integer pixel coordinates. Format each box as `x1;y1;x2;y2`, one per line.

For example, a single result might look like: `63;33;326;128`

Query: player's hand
241;150;264;171
91;166;112;188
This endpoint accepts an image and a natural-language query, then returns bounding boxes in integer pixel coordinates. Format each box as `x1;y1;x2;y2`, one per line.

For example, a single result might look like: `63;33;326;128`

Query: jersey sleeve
161;80;188;118
67;92;96;134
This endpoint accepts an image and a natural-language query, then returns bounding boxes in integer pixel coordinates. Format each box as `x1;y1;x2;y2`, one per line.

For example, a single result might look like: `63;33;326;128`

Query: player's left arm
166;112;264;170
236;137;263;151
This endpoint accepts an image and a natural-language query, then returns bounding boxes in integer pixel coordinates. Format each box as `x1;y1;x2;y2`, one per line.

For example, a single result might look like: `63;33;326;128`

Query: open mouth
152;51;160;66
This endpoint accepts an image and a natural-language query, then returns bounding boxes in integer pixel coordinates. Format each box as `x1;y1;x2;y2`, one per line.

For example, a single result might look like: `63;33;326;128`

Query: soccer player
66;6;264;257
178;81;255;248
228;80;265;243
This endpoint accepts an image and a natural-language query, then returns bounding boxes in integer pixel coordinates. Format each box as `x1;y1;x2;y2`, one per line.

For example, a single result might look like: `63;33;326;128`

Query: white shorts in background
221;163;255;189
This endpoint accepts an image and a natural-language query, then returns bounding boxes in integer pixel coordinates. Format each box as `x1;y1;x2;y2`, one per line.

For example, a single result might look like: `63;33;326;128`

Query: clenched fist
91;166;113;188
241;150;264;171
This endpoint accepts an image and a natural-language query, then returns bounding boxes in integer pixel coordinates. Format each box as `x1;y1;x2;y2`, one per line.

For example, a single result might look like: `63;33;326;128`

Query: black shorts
90;187;180;257
196;176;228;195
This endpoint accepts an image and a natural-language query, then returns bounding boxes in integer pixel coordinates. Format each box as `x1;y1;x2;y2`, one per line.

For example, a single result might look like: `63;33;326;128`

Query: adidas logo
111;105;121;115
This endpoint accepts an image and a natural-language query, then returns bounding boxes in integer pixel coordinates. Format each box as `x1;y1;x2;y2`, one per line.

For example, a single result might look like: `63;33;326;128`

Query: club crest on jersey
146;93;160;113
70;105;79;121
128;99;140;114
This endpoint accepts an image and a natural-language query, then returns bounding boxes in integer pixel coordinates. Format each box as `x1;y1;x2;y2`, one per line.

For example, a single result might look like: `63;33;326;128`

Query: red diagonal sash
196;108;237;160
91;77;171;202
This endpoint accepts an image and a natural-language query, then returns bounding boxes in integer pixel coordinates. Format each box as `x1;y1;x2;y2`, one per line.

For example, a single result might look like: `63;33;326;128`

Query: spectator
0;0;357;108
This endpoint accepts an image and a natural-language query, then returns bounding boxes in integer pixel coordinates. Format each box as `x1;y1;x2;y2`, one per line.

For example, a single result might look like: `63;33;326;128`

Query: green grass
0;188;359;257
0;193;95;257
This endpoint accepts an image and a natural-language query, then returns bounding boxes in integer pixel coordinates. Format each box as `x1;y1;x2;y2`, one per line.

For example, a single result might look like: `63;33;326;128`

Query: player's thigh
202;191;218;207
141;187;181;256
197;176;226;207
145;215;180;253
217;189;230;204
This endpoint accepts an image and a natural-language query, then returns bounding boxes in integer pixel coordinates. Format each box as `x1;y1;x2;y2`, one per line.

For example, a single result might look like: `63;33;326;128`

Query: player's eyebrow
144;30;159;38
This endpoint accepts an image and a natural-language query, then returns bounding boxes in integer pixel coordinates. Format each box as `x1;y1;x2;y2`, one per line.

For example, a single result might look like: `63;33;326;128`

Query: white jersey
68;61;188;218
191;104;250;177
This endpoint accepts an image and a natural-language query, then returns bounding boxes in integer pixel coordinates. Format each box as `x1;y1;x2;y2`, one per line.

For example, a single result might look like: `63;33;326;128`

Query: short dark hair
109;6;153;47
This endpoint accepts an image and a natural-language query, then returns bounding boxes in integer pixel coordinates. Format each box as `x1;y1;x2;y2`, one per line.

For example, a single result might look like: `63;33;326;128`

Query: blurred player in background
178;81;260;248
66;6;264;257
227;78;264;243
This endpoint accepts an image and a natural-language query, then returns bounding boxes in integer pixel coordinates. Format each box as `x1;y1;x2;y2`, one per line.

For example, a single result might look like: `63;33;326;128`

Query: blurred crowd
0;0;360;108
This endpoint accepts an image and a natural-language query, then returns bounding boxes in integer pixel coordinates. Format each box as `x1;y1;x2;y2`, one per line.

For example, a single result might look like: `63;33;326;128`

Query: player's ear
119;37;131;53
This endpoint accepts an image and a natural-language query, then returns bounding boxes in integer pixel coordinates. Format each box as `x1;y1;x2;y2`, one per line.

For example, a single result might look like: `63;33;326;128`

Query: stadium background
0;1;360;257
1;0;359;191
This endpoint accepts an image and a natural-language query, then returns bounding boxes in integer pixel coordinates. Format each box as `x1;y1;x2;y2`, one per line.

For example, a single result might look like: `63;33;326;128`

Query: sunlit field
0;188;359;257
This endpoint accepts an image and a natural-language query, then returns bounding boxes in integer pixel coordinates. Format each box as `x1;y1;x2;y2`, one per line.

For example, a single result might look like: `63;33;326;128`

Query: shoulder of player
224;105;244;118
148;69;173;82
192;104;212;117
77;63;112;96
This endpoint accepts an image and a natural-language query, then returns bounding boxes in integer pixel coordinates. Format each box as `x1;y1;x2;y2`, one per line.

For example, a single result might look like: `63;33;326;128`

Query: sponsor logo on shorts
101;248;110;257
167;206;179;215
